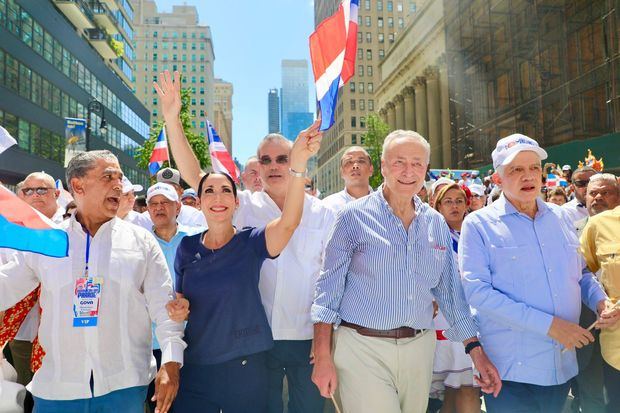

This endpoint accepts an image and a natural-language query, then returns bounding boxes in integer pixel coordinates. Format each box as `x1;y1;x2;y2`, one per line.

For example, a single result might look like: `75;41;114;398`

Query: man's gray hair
381;130;431;163
24;171;56;188
256;133;293;157
245;156;259;168
65;150;118;193
589;173;619;190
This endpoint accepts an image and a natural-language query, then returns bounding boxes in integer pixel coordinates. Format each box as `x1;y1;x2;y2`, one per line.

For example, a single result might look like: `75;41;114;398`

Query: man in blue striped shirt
311;130;501;413
459;134;611;413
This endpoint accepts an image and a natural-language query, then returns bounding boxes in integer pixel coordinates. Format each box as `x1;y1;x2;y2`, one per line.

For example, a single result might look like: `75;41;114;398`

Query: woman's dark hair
197;172;238;198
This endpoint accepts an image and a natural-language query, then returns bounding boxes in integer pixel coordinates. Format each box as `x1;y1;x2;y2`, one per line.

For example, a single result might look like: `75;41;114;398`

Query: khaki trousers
334;326;436;413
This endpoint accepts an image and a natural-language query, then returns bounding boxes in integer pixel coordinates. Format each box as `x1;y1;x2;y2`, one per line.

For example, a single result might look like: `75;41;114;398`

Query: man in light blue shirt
459;134;609;413
311;130;501;413
144;182;204;410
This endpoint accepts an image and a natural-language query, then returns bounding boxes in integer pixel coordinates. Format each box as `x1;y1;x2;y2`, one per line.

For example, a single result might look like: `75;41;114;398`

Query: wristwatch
465;340;482;354
289;168;307;178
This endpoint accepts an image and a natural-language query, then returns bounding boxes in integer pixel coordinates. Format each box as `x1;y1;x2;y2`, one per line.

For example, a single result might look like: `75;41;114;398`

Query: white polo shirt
234;190;335;340
321;186;372;213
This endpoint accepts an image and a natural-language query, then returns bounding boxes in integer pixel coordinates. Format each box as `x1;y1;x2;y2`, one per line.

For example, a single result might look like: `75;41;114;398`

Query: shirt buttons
517;361;522;366
408;294;413;300
241;359;247;366
548;269;553;273
512;256;516;260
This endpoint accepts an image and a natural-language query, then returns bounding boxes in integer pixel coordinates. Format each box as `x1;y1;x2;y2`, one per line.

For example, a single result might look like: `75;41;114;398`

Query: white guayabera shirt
0;216;185;400
234;190;335;341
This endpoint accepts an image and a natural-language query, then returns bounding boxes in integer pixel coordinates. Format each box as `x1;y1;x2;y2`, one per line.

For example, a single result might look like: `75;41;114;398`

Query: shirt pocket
598;243;620;299
490;246;524;295
413;247;446;289
108;248;146;292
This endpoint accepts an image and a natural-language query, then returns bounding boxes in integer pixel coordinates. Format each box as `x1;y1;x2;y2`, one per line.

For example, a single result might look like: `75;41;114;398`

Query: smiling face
199;174;239;223
70;158;123;221
381;138;429;198
437;187;468;229
496;151;542;206
147;194;181;228
258;140;291;195
340;149;373;189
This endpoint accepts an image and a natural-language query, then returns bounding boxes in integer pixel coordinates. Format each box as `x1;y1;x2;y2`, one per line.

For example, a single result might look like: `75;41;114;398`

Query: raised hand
153;70;182;122
290;118;323;166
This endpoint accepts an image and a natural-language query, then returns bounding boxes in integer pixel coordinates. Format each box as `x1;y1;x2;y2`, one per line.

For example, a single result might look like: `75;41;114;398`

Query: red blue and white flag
149;127;169;176
546;173;568;188
310;0;359;131
0;128;68;258
207;120;239;183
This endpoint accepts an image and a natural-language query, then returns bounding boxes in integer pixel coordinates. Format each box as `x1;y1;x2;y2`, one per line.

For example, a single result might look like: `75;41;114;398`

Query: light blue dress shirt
459;194;606;386
151;224;203;350
312;186;478;342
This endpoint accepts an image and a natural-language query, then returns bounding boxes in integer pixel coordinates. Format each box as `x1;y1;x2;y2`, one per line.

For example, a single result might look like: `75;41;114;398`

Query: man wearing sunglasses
562;166;597;232
17;172;65;224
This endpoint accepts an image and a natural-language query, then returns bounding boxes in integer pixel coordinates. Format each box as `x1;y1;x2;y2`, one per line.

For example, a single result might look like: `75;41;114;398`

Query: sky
157;0;317;162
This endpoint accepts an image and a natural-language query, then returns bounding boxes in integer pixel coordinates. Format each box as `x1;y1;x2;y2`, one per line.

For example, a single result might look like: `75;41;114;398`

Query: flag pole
163;122;171;168
561;300;620;353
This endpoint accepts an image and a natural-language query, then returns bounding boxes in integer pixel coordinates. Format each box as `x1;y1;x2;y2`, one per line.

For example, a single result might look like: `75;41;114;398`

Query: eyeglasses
259;155;289;165
573;179;590;188
148;200;174;208
21;187;54;196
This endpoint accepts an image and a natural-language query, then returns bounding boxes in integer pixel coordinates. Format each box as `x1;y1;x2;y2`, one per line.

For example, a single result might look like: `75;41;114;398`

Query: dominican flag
0;128;69;258
207;120;239;183
149;127;169;176
310;0;359;131
546;173;568;188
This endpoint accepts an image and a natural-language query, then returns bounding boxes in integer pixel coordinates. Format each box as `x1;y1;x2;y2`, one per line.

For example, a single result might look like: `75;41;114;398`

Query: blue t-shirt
174;226;275;365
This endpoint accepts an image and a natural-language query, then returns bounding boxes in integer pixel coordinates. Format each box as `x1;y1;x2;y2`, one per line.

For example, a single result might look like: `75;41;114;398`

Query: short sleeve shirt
174;226;275;365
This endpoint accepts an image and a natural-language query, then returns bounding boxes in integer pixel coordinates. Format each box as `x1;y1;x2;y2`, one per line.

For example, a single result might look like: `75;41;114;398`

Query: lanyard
84;232;91;277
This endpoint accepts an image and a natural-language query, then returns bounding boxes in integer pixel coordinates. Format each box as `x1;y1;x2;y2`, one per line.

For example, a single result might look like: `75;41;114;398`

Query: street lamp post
86;100;107;152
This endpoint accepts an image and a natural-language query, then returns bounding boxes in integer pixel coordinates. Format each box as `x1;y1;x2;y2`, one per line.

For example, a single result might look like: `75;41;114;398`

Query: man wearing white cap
117;176;144;225
468;184;487;211
144;182;202;411
458;134;614;413
137;167;206;229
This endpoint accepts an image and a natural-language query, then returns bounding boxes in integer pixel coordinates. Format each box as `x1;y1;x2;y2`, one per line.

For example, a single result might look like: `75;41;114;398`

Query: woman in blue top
154;70;323;413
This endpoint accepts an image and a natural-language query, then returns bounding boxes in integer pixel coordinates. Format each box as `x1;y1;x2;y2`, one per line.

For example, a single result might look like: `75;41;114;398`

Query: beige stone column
439;57;452;167
379;108;388;124
386;102;396;131
414;77;428;138
394;94;405;130
425;67;442;168
403;86;416;131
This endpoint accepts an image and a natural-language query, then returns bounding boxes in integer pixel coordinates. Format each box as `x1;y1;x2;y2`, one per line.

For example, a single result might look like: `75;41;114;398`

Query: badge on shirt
73;277;103;327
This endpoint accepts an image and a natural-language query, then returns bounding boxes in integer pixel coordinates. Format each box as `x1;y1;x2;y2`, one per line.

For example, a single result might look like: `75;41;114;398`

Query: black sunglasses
573;179;590;188
259;155;289;165
22;187;54;196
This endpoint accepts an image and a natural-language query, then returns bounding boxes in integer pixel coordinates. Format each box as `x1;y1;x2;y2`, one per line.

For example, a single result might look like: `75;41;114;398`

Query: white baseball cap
122;176;143;194
181;188;198;200
431;177;454;196
469;184;486;197
491;134;547;169
562;164;572;171
146;183;179;203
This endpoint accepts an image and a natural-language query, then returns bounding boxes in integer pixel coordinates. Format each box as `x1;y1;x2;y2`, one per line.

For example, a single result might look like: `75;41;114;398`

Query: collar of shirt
342;186;373;201
491;193;551;219
375;184;427;219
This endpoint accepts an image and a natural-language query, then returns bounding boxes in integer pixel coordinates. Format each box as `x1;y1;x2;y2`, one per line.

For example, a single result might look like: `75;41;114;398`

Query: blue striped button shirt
311;186;478;342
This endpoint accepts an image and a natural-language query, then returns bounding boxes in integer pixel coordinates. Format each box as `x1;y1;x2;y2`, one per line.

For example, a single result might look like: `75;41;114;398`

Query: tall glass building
280;59;312;140
0;0;150;187
268;88;280;134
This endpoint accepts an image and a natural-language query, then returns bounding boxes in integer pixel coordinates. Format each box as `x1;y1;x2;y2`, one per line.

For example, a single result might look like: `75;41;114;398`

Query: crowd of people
1;70;619;413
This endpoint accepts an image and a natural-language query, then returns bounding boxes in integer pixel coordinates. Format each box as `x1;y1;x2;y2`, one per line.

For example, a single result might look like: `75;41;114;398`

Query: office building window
368;83;374;93
360;117;366;128
379;49;385;59
359;83;364;93
358;65;364;76
350;99;356;110
351;116;356;127
397;2;403;11
350;82;355;92
358;31;363;43
387;1;393;11
366;49;372;60
399;17;404;28
388;17;394;28
357;48;363;59
367;66;373;76
352;134;357;144
389;33;394;43
359;99;365;111
366;32;372;43
365;0;371;10
365;16;371;27
377;0;383;11
378;17;384;28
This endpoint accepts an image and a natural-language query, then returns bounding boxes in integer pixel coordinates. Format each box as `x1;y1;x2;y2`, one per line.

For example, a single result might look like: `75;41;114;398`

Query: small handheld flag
310;0;359;131
0;125;17;153
149;127;169;176
206;120;239;183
